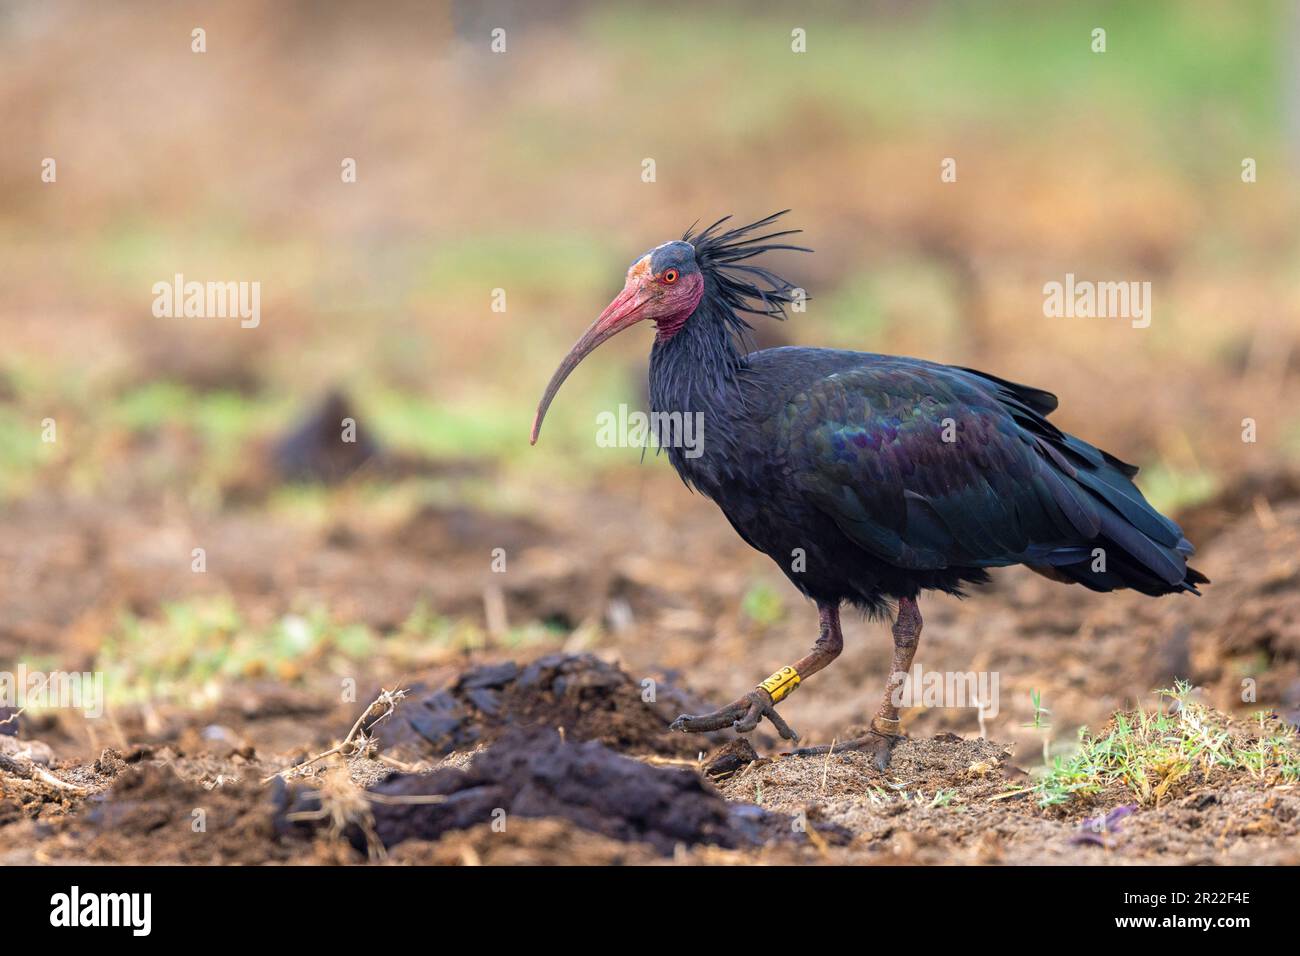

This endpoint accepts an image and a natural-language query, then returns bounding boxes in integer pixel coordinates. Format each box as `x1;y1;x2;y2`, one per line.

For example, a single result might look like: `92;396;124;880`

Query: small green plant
1024;689;1053;764
1031;681;1300;809
928;788;957;808
1024;689;1051;731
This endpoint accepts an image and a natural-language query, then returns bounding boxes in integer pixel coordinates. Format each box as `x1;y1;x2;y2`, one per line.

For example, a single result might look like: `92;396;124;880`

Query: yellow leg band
758;665;800;704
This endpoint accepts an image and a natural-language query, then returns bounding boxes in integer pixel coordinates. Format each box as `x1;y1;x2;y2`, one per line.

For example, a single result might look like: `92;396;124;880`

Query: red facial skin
652;270;705;341
530;258;705;445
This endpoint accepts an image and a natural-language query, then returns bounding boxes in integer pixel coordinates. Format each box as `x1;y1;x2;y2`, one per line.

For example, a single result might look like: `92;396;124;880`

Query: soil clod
372;653;725;760
704;738;761;779
283;728;806;856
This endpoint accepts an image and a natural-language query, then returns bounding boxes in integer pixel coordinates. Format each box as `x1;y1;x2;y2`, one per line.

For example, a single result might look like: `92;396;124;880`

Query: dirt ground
2;466;1299;866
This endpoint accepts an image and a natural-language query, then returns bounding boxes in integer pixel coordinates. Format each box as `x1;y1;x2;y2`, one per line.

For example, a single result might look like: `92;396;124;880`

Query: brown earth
3;435;1300;865
4;688;1295;865
2;474;1299;867
2;452;1300;863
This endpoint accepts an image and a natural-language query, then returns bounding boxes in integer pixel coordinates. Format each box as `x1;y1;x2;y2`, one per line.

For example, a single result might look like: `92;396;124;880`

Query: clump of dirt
272;389;381;483
371;652;725;760
224;390;490;505
703;737;761;779
283;728;818;856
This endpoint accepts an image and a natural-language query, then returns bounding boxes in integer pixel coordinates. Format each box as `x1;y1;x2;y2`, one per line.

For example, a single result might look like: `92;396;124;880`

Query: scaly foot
670;687;800;742
790;725;901;771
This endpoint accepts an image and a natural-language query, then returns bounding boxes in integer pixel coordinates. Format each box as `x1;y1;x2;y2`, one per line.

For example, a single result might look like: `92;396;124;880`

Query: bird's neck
648;296;747;420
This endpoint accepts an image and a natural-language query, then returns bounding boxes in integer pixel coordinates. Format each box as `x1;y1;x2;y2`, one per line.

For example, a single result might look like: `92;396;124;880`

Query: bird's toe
731;700;762;734
869;732;898;771
669;689;799;742
761;705;799;742
670;704;743;734
670;713;713;733
789;730;899;769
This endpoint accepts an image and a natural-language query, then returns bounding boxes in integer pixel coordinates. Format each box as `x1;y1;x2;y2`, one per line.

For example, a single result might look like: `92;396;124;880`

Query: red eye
663;269;679;284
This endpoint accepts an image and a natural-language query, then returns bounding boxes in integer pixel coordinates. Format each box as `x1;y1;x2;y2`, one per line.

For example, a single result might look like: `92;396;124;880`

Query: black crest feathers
684;210;810;323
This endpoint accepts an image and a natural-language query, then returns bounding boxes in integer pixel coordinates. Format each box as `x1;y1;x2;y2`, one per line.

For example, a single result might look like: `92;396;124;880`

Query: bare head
529;241;705;444
529;213;808;445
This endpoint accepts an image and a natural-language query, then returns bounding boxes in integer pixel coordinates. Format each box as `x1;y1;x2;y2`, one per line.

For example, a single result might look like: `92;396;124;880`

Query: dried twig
365;792;447;806
377;754;429;773
33;766;84;793
820;738;837;795
988;788;1031;802
264;687;407;782
0;753;87;794
637;755;704;768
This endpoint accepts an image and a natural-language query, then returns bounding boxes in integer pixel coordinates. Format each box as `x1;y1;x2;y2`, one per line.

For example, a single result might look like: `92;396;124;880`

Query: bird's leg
669;602;844;743
870;595;922;737
792;596;923;771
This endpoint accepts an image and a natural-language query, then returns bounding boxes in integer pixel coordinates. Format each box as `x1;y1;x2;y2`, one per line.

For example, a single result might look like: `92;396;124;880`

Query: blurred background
2;0;1298;762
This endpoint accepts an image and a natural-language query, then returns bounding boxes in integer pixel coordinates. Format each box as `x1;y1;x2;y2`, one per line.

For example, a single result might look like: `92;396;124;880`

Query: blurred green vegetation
111;383;280;448
0;407;58;499
94;595;559;707
591;1;1285;146
1136;463;1219;514
741;580;786;627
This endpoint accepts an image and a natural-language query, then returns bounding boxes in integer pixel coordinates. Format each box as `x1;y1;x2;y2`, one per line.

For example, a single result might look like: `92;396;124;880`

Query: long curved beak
530;279;652;445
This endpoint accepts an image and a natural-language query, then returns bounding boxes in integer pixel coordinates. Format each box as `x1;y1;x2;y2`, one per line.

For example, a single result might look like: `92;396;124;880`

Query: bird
530;211;1207;769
